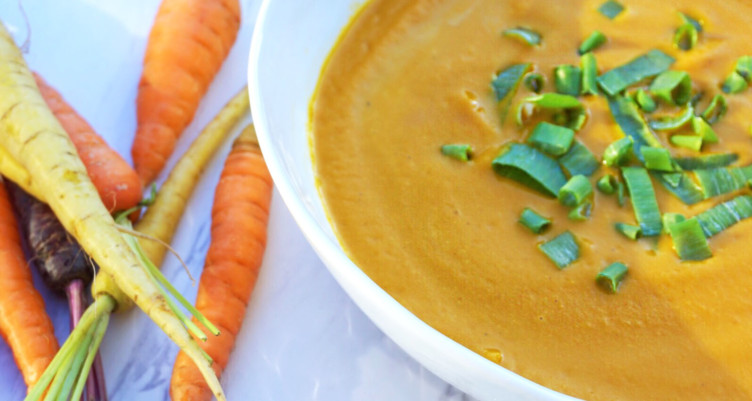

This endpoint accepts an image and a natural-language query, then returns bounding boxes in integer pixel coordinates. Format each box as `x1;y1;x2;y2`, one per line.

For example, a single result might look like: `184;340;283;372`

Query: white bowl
248;1;581;400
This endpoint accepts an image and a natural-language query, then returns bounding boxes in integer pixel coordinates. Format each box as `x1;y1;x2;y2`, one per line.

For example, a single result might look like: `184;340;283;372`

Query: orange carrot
33;73;142;213
169;124;272;401
0;178;59;387
132;0;241;186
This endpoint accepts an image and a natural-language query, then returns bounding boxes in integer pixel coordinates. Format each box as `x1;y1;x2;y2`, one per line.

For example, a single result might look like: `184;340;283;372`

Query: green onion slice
492;63;532;102
579;31;607;55
674;23;698;51
596;262;628;293
670;135;703;151
622;166;662;236
606;95;662;160
568;201;593;221
524;73;545;93
519;208;551;234
554;65;582;96
691;116;718;143
667;217;712;261
696;194;752;237
538;231;580;269
598;0;625;19
560;141;600;177
597;174;618;194
635;89;657;113
598;50;675;96
650;70;692;105
695;167;746;198
503;27;541;46
615;223;641;240
722;71;748;94
653;172;705;205
559;175;593;207
679;12;703;33
648;105;694;131
700;94;727;124
492;143;568;197
641;147;677;172
603;137;633;167
440;144;472;161
735;56;752;81
662;213;686;233
527;122;575;156
517;93;587;130
674;153;738;170
581;53;599;96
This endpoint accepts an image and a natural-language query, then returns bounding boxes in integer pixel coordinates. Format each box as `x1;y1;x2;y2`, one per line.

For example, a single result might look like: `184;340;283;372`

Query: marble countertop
0;0;474;400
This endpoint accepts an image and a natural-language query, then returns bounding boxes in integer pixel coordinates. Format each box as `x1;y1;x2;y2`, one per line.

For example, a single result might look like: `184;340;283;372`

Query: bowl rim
247;1;581;400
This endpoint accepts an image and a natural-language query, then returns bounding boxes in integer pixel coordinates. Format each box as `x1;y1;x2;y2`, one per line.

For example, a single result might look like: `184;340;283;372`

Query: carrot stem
70;313;109;401
65;279;85;328
54;327;95;401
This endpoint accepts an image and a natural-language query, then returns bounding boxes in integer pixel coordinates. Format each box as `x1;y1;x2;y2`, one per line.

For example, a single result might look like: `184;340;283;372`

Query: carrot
170;124;272;401
0;23;224;401
0;178;59;388
33;73;142;213
132;0;241;186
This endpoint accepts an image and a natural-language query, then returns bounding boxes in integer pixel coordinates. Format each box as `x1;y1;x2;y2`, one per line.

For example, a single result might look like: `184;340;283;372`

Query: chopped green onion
558;175;593;207
662;213;686;233
670;135;703;151
606;95;662;160
492;63;532;102
616;179;626;206
440;144;472;161
700;94;727;124
503;27;542;46
554;65;582;96
674;154;739;170
641;147;677;172
695;167;746;198
519;208;551;234
598;0;625;19
597;174;618;194
735;56;752;81
673;23;698;51
596;262;628;293
517;93;587;130
695;194;752;237
568;201;593;221
538;231;580;269
579;31;607;55
722;71;748;94
679;12;703;33
527;122;575;156
492;143;568;197
691;116;718;143
635;89;657;113
598;50;675;96
648;105;694;131
560;141;600;177
653;172;705;205
650;71;692;105
524;72;545;93
603;137;633;167
581;53;599;96
614;223;641;240
667;217;712;261
622;167;662;236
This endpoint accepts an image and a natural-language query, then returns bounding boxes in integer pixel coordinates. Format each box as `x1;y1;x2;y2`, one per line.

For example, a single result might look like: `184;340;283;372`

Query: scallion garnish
674;153;739;170
673;23;698;51
581;53;599;96
598;0;625;20
650;70;692;105
492;143;568;197
554;65;582;96
667;217;712;261
503;27;542;46
440;144;472;161
597;174;618;194
559;141;600;177
635;89;657;113
679;12;703;33
519;208;551;234
722;71;748;94
695;167;745;198
517;93;587;130
700;94;727;124
648;105;694;131
559;175;593;207
606;95;662;159
527;122;575;156
669;135;703;151
492;63;533;122
662;213;686;233
691;116;718;143
568;201;593;221
622;166;662;236
598;50;675;96
579;31;607;55
695;194;752;237
603;137;633;167
614;223;641;240
641;147;677;172
538;231;580;269
596;262;628;293
653;172;705;205
524;73;545;93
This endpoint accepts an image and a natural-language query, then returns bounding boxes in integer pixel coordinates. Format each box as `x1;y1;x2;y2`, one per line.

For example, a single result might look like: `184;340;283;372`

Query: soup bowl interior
248;1;580;400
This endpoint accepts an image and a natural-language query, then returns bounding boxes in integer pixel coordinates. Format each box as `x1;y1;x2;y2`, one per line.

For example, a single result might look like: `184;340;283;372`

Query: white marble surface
0;1;475;400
